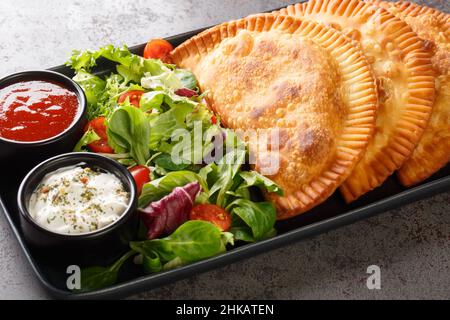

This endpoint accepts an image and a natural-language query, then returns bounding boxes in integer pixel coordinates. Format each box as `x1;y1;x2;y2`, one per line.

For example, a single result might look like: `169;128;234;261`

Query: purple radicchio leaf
138;181;201;239
174;88;198;98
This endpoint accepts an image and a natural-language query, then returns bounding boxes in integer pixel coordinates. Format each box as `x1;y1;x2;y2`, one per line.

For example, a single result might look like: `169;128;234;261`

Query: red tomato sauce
0;80;79;142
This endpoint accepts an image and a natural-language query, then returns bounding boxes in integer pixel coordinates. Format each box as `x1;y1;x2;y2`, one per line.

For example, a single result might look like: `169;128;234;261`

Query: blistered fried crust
366;0;450;186
171;14;377;219
278;0;436;201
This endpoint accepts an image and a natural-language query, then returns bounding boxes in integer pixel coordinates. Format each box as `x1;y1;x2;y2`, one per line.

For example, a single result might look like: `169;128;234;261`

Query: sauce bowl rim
0;70;87;145
17;152;138;240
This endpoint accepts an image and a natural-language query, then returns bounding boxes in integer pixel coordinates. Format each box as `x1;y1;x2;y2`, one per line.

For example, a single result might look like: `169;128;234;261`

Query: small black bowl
0;70;87;172
17;152;138;264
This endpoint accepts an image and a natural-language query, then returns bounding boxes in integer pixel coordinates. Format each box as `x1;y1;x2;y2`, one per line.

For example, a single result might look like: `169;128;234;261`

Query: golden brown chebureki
366;0;450;186
279;0;436;202
172;14;377;219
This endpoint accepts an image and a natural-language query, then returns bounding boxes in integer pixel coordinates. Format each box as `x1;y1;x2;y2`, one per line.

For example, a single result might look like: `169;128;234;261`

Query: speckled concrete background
0;0;449;300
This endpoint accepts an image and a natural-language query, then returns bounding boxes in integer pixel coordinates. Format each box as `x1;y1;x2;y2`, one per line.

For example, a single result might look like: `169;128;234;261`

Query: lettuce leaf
148;104;193;150
238;171;283;195
130;220;226;268
66;49;100;72
67;44;171;83
174;69;198;90
208;148;246;207
107;104;150;164
227;199;277;242
141;71;183;91
72;70;106;112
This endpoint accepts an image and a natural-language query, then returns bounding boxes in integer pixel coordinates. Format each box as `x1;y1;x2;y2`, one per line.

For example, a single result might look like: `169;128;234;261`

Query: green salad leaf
238;171;283;196
227;199;277;242
78;266;117;293
75;250;135;292
66;49;100;72
153;153;191;171
131;238;176;262
141;250;163;273
148;104;193;150
67;44;179;120
72;70;106;114
139;91;165;112
107;104;150;165
100;74;134;111
164;220;224;262
68;44;171;83
141;71;183;90
174;69;198;90
209;149;246;207
73;128;100;152
131;220;226;272
198;162;217;184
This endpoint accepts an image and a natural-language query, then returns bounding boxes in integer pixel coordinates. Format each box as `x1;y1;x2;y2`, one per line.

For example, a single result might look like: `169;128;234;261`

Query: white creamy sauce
28;164;129;235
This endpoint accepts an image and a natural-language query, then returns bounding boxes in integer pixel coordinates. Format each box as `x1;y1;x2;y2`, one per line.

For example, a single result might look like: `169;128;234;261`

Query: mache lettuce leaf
107;104;150;165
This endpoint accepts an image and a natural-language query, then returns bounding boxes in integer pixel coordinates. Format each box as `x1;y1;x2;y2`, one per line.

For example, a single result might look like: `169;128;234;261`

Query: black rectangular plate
1;25;450;300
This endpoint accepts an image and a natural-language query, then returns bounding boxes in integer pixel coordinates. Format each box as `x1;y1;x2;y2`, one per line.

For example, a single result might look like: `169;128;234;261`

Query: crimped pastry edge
279;0;436;202
366;0;450;186
172;13;378;218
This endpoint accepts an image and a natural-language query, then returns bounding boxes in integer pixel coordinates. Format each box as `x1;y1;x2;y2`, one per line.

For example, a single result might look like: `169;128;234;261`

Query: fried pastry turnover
366;0;450;186
279;0;436;201
171;14;377;218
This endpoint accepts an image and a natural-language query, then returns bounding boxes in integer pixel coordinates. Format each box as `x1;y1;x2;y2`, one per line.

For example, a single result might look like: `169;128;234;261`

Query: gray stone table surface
0;0;449;300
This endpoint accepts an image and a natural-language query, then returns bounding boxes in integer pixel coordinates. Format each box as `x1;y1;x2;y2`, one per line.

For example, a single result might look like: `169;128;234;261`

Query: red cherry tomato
189;204;232;231
118;90;144;108
210;115;217;125
87;139;115;154
129;165;151;195
84;117;114;153
143;39;173;63
84;117;108;139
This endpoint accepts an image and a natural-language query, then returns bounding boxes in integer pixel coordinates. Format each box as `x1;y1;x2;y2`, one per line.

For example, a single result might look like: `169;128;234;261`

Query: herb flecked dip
28;164;129;235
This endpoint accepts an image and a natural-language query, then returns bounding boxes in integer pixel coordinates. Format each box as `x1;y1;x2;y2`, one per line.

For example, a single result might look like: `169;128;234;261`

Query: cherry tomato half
143;39;173;63
189;204;232;231
84;117;114;153
118;90;144;108
87;139;115;154
84;117;108;139
129;165;151;195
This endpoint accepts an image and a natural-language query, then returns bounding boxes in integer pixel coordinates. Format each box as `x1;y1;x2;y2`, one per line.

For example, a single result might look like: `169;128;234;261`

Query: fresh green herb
66;49;100;72
209;149;246;207
131;220;226;274
164;220;225;262
238;171;283;196
107;104;151;165
142;250;163;273
148;104;193;150
75;250;135;292
227;199;277;242
72;70;106;116
153;153;191;171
